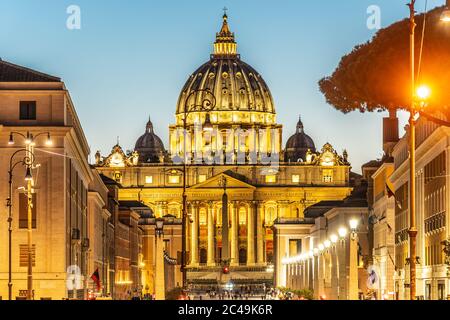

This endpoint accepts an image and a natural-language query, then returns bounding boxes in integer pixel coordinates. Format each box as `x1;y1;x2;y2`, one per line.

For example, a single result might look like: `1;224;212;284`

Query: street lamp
24;167;33;181
349;219;359;237
416;85;431;101
180;89;217;288
406;0;450;300
8;130;52;300
155;218;164;236
338;227;348;240
154;218;165;300
6;149;36;300
330;234;338;244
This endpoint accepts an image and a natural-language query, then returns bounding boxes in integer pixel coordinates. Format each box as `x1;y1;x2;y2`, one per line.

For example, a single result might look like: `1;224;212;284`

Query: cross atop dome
213;9;237;57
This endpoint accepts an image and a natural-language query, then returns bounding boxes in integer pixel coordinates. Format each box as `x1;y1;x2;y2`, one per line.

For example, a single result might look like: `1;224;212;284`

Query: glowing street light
45;133;53;146
338;227;348;239
416;85;431;102
330;234;338;244
349;219;359;233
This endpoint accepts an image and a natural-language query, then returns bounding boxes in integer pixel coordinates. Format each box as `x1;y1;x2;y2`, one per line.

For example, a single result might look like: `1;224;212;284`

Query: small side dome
135;117;166;163
285;116;316;162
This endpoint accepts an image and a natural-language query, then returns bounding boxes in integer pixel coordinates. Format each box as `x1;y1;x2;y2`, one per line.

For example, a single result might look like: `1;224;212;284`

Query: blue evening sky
0;0;444;172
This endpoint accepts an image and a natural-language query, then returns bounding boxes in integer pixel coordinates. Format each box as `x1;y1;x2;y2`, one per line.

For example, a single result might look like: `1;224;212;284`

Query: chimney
383;109;399;157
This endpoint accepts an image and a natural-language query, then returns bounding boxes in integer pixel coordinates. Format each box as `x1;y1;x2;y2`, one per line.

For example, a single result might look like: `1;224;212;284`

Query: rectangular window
145;176;153;184
19;193;37;229
198;175;207;183
19;244;36;267
425;283;431;300
438;282;445;300
19;101;37;120
323;169;333;183
289;239;302;256
168;175;180;184
292;175;300;183
265;175;277;183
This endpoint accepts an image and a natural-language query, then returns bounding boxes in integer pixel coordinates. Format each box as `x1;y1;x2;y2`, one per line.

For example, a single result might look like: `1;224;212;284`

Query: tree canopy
319;6;450;114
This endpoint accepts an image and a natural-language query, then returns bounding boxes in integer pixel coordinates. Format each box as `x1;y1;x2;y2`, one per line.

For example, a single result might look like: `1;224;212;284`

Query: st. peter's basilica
95;13;354;292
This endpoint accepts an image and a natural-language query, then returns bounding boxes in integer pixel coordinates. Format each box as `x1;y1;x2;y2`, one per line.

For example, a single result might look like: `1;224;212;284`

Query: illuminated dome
135;118;166;163
175;13;276;125
285;116;316;162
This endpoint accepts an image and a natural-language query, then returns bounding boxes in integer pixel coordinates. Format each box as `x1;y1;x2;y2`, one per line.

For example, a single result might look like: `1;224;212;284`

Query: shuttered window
19;244;36;267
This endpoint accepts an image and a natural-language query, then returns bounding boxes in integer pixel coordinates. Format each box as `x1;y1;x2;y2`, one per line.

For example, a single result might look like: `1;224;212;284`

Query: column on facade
230;202;238;266
308;257;313;290
207;202;215;266
317;253;325;298
313;255;319;295
256;202;264;265
331;245;340;299
349;236;359;300
303;260;308;290
338;240;348;300
190;202;199;266
247;202;256;265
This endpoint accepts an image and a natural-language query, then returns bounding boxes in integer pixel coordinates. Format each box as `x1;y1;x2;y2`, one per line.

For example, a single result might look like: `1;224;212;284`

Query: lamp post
180;89;216;288
348;219;359;301
405;0;450;300
155;218;165;300
6;149;36;300
8;131;52;300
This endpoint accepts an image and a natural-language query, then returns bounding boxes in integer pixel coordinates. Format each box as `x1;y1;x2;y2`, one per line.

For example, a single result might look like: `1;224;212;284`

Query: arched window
169;207;179;218
265;207;277;226
239;207;247;225
199;208;207;226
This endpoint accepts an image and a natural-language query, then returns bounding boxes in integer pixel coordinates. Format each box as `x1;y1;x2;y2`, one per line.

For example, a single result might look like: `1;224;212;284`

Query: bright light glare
338;227;348;238
330;234;338;243
349;219;359;231
441;8;450;22
416;85;431;101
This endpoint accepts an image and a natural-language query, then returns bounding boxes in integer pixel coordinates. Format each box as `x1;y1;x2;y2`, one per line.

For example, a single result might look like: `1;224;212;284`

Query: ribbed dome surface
135;119;166;163
176;58;275;115
285;117;316;162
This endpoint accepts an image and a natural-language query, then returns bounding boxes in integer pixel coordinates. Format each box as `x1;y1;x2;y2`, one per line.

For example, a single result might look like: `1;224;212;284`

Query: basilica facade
95;14;354;293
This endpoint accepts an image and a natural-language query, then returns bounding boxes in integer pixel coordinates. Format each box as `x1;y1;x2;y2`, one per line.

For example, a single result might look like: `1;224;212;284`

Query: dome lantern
213;11;237;57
